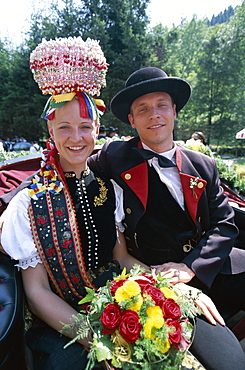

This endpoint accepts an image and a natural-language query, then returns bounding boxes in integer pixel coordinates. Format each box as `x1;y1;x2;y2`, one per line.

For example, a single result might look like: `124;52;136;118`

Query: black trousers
26;317;245;370
209;272;245;320
190;316;245;370
190;271;245;321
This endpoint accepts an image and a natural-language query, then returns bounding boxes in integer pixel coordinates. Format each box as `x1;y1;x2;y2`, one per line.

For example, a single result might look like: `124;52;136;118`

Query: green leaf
79;287;95;304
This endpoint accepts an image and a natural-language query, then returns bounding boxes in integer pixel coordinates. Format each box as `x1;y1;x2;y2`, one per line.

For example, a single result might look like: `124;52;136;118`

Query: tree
22;0;151;136
79;0;151;134
191;4;245;146
0;41;11;138
0;46;47;141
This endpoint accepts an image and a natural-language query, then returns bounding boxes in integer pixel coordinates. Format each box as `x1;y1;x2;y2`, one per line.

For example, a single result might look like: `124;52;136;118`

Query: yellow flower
146;306;164;329
123;280;141;298
156;337;171;354
160;287;177;300
114;286;130;302
144;319;155;339
127;294;143;312
115;280;141;303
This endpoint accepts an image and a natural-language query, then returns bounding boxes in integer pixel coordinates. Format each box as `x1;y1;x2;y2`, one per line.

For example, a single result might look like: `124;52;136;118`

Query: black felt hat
99;125;108;133
108;126;118;134
110;67;191;125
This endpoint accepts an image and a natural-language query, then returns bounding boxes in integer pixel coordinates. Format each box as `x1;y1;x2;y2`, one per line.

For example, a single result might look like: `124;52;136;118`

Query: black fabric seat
0;253;27;370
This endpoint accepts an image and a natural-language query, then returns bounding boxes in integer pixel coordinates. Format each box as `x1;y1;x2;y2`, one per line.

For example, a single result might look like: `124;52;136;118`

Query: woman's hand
151;262;195;284
22;263;92;346
77;332;92;349
175;283;225;326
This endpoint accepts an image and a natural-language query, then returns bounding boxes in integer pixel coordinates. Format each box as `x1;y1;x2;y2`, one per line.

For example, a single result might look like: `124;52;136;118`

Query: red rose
55;209;64;217
59;280;67;289
110;279;126;295
63;239;72;248
47;247;55;256
100;303;122;335
37;216;46;225
142;273;157;284
166;319;182;344
143;284;165;306
135;279;152;290
163;299;182;319
71;275;79;284
119;310;142;343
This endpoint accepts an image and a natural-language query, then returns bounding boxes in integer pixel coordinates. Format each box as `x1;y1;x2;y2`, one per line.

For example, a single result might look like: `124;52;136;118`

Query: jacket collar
121;143;206;222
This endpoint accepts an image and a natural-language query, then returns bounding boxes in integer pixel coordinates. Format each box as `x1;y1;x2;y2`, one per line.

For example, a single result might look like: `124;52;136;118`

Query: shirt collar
141;142;176;163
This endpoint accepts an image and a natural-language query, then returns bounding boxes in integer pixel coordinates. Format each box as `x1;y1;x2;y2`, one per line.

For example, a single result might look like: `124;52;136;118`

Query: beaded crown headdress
30;36;108;120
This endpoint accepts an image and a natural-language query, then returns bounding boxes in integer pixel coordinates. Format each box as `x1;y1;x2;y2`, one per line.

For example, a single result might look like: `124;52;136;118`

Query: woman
191;131;207;145
1;37;142;369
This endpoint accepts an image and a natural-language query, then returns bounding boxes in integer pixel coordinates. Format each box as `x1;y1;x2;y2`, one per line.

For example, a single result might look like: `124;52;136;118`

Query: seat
0;155;244;368
0;253;27;369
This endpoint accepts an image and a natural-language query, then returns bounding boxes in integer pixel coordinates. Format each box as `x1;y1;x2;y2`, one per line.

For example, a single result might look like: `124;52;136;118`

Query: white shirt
1;180;124;269
142;142;184;209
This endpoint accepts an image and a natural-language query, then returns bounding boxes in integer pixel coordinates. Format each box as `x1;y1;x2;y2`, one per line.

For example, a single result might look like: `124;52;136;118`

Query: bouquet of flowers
62;265;200;370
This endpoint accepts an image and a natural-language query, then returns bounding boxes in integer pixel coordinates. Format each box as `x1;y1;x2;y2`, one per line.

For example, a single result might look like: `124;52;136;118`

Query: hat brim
110;77;191;125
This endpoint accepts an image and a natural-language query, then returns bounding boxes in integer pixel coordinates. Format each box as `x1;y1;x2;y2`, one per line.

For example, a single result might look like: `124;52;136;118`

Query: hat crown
125;67;168;88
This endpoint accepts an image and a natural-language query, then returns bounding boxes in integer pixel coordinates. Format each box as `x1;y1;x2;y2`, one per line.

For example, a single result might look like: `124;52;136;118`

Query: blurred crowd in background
0;135;43;153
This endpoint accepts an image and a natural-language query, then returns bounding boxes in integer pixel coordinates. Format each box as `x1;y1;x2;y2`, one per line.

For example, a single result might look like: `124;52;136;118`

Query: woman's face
48;98;99;176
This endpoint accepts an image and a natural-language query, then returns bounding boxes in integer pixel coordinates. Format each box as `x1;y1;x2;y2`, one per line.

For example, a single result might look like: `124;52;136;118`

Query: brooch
94;177;108;206
189;177;203;198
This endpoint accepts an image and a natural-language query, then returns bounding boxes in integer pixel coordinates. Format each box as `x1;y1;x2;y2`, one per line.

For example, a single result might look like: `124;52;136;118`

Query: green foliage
0;151;32;162
61;265;199;370
183;139;245;197
208;6;235;26
0;1;245;145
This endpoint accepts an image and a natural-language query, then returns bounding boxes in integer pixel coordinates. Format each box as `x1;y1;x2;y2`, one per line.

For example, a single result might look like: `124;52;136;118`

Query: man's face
128;92;176;152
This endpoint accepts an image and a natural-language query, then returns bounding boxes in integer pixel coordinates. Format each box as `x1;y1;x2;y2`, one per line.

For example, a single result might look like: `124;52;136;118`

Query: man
88;67;245;369
29;140;41;153
108;126;119;139
97;124;108;139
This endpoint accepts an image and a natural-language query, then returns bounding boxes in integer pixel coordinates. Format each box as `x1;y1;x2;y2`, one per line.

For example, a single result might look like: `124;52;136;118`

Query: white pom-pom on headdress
30;37;108;97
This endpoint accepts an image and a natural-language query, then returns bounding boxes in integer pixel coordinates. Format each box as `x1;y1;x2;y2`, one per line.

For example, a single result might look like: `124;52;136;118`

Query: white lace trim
16;254;43;270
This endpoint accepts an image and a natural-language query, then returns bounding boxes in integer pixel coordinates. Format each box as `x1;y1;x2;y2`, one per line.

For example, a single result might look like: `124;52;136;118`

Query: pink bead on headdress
30;37;108;120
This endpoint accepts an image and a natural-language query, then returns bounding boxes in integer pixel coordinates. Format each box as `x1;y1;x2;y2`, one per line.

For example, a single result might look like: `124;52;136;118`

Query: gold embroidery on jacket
94;177;108;206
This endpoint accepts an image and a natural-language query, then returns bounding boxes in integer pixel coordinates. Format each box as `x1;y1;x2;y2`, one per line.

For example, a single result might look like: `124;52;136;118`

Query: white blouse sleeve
1;188;42;269
111;179;125;233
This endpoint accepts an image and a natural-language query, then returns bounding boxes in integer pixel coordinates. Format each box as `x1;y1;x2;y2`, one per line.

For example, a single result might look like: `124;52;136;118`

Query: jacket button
125;236;131;241
123;222;128;228
124;173;131;180
126;208;132;214
197;182;204;188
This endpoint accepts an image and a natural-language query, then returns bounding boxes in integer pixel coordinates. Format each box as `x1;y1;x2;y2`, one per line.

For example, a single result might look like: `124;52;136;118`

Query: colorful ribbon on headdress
41;91;106;120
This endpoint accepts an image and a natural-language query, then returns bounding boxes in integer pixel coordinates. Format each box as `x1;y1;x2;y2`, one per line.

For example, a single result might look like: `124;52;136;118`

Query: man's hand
175;283;225;326
151;262;195;284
